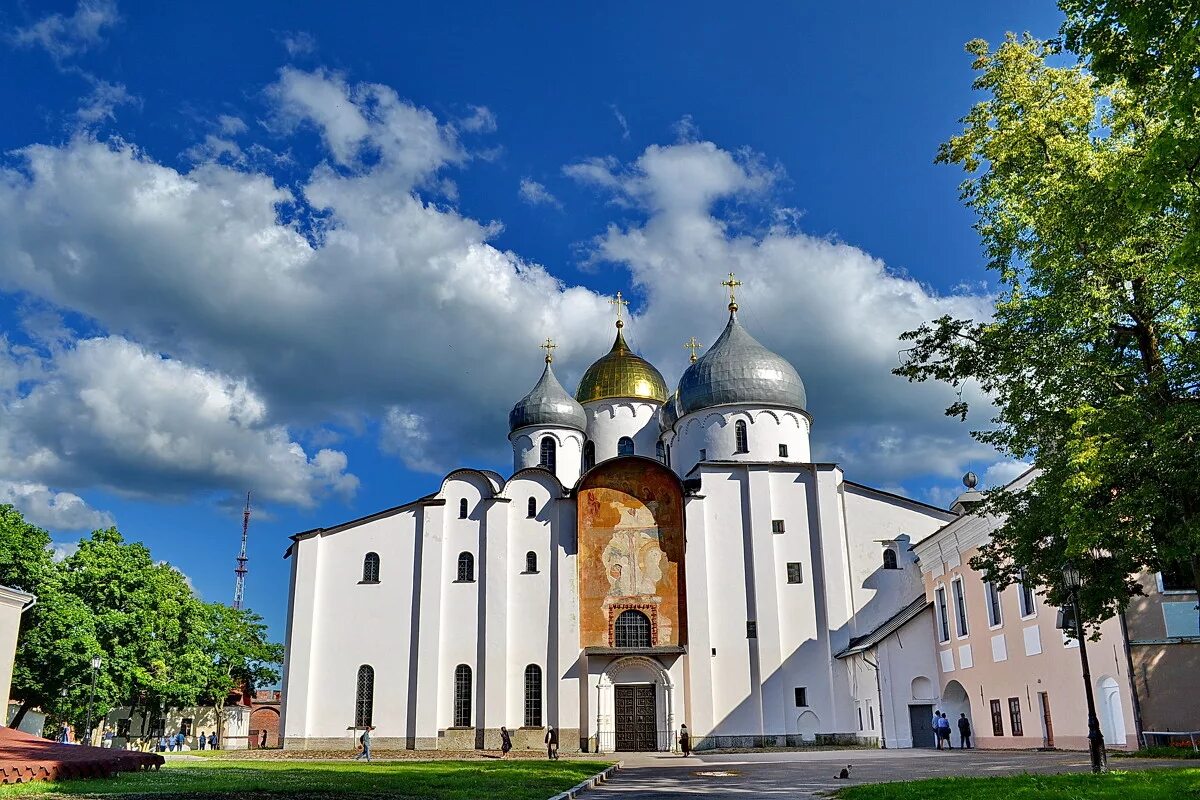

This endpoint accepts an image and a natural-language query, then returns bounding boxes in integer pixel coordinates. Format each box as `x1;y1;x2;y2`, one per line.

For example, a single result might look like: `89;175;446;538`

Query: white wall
584;400;661;463
672;406;811;475
0;585;34;722
510;427;584;487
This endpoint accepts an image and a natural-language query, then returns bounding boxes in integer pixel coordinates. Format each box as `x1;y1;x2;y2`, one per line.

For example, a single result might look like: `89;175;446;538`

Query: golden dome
575;328;669;404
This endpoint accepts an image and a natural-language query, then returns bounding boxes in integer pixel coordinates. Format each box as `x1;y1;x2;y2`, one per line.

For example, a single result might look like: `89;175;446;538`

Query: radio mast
233;491;251;609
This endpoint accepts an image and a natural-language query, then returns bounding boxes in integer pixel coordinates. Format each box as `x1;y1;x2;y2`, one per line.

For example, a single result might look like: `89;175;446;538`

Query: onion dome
575;327;669;404
658;390;680;432
677;309;806;416
509;360;586;432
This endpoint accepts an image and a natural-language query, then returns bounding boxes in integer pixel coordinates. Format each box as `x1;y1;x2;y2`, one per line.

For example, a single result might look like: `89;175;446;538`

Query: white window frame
1156;570;1197;596
985;581;1003;629
935;584;951;643
952;577;969;638
1017;577;1037;619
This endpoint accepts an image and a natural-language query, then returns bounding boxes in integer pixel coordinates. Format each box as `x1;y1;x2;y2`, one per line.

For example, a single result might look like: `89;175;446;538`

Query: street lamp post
83;655;101;748
1062;564;1107;773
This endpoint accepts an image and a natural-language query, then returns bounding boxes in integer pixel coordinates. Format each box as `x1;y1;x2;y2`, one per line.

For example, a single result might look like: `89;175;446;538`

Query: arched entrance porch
593;656;676;752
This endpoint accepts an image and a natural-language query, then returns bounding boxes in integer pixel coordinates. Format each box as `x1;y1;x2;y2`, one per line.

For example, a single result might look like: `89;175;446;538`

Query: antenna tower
233;491;251;609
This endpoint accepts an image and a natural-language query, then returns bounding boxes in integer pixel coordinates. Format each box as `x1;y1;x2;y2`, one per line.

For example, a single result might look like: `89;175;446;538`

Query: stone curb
547;760;623;800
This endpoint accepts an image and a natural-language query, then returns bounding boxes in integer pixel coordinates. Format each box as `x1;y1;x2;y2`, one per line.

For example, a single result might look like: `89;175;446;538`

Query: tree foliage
895;13;1200;628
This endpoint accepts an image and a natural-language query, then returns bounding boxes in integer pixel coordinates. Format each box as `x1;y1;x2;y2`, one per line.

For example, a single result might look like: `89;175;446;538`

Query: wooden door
1039;692;1054;748
615;685;657;751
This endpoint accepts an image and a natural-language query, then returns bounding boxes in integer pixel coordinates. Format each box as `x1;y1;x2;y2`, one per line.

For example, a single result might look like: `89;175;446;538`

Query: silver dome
677;311;806;416
509;361;587;432
658;390;680;432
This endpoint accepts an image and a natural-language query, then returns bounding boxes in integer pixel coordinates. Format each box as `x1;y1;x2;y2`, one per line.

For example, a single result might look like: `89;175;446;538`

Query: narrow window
882;549;898;570
181;718;192;736
527;497;537;518
655;441;666;463
617;436;635;456
771;519;785;534
459;498;468;519
870;705;875;729
583;441;595;471
1008;697;1023;736
699;448;707;460
614;610;652;648
778;443;789;458
456;552;475;582
746;621;758;639
990;699;1004;736
935;586;950;643
362;552;380;583
523;665;542;727
794;687;807;707
953;578;969;637
539;437;556;472
786;562;803;584
985;581;1003;627
857;707;864;731
734;420;748;453
1018;573;1036;617
355;665;374;727
525;551;537;573
453;665;472;727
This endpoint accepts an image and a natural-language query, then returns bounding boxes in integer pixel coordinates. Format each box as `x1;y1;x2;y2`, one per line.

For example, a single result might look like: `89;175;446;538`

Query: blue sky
0;1;1062;645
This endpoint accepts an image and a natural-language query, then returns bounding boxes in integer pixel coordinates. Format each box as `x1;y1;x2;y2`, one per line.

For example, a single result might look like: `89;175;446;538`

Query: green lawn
0;759;608;799
837;768;1200;799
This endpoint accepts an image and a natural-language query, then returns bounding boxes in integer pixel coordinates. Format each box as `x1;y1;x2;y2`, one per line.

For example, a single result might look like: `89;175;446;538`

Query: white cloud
1;481;113;532
610;104;630;140
280;30;317;58
518;178;561;209
459;105;497;134
11;0;119;60
217;115;248;136
49;541;80;562
982;459;1031;488
75;78;137;125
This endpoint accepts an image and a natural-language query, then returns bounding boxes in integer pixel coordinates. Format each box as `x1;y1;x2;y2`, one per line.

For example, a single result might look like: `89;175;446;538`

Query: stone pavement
585;748;1195;798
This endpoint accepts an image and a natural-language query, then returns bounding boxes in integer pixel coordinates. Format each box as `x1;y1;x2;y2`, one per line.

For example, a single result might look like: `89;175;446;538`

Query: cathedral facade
280;290;958;751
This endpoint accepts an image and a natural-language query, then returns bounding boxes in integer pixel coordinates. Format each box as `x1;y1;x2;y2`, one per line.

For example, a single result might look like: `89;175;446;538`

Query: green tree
895;31;1200;628
197;603;284;743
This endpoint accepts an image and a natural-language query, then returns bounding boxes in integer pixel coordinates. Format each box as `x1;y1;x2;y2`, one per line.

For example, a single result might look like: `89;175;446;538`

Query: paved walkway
587;749;1195;798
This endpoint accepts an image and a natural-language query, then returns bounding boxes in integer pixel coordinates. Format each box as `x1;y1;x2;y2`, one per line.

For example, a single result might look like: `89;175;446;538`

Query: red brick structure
249;690;282;749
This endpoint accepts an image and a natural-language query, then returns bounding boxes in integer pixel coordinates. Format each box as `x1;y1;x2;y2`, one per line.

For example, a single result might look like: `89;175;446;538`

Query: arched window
540;437;557;472
525;551;537;573
453;664;472;727
583;441;596;471
614;609;652;648
456;552;474;582
883;549;899;570
655;441;666;463
362;552;380;583
354;665;374;727
527;497;537;518
524;665;542;727
459;498;468;519
617;436;635;456
734;420;749;453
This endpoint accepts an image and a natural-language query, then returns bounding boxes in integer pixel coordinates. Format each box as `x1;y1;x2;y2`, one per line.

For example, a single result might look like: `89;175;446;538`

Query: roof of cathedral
509;360;587;432
834;595;930;658
575;326;669;404
676;308;806;416
658;389;681;432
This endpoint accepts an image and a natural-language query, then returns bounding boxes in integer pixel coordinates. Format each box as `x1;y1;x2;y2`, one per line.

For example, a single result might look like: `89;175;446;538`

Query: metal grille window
453;665;472;727
772;519;785;534
1008;697;1023;736
990;699;1004;736
523;665;542;727
527;497;537;518
746;620;758;639
617;436;635;456
583;441;595;471
786;562;803;583
525;551;537;573
459;498;468;519
614;610;652;648
656;441;666;463
734;420;749;453
540;437;556;472
362;552;380;583
456;552;474;582
355;665;374;727
883;549;898;570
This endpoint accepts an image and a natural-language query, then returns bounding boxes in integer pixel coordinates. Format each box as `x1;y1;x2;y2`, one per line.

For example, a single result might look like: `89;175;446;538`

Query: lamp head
1062;563;1082;590
91;655;102;670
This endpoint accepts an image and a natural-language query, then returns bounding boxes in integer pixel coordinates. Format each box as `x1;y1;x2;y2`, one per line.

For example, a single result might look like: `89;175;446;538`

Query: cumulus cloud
518;178;561;209
50;541;80;562
11;0;118;60
280;30;317;57
459;105;497;134
0;481;114;532
75;78;137;125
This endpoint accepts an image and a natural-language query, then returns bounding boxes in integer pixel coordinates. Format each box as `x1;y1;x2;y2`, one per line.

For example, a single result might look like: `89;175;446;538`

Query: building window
524;551;537;574
858;707;864;731
779;443;789;458
935;586;950;643
617;436;635;456
746;620;758;639
699;448;707;460
527;497;537;518
786;562;803;584
1008;697;1023;736
180;718;193;736
772;519;785;534
734;420;749;453
523;665;542;727
1018;573;1036;617
614;610;652;648
583;441;595;471
540;437;557;472
117;718;131;737
952;578;969;637
883;549;898;570
362;552;380;583
1159;562;1193;592
985;581;1003;627
454;665;472;727
870;705;875;729
355;665;374;727
459;498;468;519
656;440;666;463
990;699;1004;736
794;687;807;707
456;552;475;582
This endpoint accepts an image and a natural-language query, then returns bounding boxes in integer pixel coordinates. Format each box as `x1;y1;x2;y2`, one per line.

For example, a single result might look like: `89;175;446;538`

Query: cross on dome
609;291;629;328
540;337;557;364
684;336;702;363
722;272;742;311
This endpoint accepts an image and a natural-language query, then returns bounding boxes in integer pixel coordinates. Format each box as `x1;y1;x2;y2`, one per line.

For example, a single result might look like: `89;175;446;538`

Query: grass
0;759;609;799
1110;745;1200;759
837;768;1200;799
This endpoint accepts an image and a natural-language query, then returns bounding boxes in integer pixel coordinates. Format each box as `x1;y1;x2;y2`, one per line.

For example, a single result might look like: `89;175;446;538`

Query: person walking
938;712;953;749
933;710;943;749
544;725;558;760
174;731;186;752
678;724;691;757
208;732;218;750
198;731;206;751
158;735;168;752
260;729;268;749
957;713;972;749
500;726;512;757
354;726;373;762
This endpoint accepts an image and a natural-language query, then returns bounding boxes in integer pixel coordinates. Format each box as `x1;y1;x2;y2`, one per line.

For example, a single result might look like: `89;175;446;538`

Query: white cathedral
280;282;959;752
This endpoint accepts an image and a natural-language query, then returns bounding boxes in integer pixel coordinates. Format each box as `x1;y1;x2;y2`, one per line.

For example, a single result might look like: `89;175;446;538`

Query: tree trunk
9;700;33;730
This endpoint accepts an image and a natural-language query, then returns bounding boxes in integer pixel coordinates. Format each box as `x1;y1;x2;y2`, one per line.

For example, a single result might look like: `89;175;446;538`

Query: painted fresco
578;459;686;648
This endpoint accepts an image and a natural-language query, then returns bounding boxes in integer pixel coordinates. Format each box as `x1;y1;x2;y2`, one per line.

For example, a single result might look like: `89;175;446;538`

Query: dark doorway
1038;692;1054;748
909;704;935;749
615;685;657;751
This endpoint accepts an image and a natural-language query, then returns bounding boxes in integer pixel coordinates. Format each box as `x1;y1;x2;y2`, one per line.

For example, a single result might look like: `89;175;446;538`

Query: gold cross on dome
684;336;702;363
721;272;742;309
540;338;557;363
610;291;629;328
